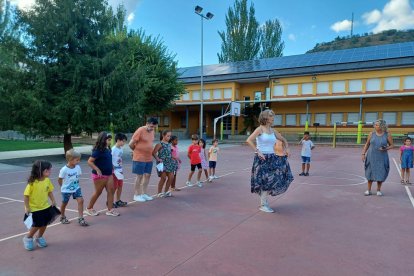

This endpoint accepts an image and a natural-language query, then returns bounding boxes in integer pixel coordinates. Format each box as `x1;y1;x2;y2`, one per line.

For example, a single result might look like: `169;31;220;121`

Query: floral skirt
251;154;294;196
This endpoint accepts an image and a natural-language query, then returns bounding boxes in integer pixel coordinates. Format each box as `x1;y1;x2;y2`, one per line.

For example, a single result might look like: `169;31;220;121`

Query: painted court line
392;157;414;208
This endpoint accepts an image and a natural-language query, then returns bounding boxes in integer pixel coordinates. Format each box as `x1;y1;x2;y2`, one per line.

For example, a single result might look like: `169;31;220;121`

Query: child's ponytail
28;160;52;184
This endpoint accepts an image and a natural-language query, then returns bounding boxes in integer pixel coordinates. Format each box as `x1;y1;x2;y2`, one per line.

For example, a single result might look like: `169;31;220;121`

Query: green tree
217;0;261;63
259;19;284;59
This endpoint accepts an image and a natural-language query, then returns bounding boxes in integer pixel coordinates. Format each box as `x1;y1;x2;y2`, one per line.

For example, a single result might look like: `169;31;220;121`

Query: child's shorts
209;161;217;168
113;174;124;189
301;156;311;164
24;206;55;228
61;188;83;203
91;173;111;181
190;163;202;171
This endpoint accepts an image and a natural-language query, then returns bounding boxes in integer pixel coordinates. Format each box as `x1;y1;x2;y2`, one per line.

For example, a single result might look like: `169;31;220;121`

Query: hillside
307;29;414;53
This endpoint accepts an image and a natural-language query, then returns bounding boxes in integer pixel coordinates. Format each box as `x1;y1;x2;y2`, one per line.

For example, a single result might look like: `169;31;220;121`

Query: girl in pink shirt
170;136;182;191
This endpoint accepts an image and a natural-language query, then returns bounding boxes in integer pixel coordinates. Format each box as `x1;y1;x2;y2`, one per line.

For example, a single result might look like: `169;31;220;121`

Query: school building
156;42;414;141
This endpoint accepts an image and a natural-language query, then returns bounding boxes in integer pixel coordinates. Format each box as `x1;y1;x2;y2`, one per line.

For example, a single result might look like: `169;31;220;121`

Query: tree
259;19;284;59
217;0;261;63
17;0;184;152
217;0;284;63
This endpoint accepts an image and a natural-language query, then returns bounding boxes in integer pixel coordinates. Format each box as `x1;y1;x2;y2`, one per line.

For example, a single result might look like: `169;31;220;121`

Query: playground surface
0;144;413;276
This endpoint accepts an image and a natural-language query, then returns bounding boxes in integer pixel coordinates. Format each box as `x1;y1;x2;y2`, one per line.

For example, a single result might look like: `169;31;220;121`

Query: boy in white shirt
299;131;315;176
59;149;88;226
112;133;128;207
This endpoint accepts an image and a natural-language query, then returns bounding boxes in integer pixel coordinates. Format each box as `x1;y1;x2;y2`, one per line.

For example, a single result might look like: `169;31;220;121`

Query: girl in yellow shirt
23;160;57;251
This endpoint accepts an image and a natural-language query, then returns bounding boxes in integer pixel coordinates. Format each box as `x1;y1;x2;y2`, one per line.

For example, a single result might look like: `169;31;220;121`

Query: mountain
307;29;414;53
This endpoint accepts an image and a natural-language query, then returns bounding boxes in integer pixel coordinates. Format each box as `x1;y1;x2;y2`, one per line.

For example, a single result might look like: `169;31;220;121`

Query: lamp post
195;5;213;139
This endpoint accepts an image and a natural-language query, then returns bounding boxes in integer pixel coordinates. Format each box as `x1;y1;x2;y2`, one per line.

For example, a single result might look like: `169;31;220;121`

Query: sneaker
208;176;213;182
157;192;165;198
305;172;309;176
142;194;153;201
213;175;219;179
85;208;99;216
78;217;89;227
134;195;146;202
197;181;203;187
364;190;372;196
376;191;383;196
60;216;70;224
116;200;128;207
105;209;120;216
111;202;118;208
23;236;34;251
36;236;47;248
259;205;275;213
299;172;305;176
164;191;172;197
186;181;193;187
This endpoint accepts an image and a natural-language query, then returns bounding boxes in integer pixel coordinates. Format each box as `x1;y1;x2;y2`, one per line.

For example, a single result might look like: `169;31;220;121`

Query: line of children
400;137;414;185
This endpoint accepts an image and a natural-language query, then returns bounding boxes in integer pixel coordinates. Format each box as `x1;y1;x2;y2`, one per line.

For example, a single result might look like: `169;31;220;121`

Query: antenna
350;12;354;37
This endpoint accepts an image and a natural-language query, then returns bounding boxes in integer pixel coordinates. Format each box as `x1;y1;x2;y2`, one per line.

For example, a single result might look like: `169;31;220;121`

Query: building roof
178;42;414;84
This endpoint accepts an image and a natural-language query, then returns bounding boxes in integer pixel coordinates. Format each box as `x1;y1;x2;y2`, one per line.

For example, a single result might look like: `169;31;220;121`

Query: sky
9;0;414;68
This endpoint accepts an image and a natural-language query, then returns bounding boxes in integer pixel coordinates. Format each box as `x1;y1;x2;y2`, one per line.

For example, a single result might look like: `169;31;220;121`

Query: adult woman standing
246;109;293;213
362;119;394;196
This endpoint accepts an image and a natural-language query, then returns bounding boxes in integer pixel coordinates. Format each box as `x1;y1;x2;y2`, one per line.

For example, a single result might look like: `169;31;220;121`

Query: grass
0;140;81;151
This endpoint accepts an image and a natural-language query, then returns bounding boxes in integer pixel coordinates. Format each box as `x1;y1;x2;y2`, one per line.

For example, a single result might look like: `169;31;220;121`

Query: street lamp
195;5;214;139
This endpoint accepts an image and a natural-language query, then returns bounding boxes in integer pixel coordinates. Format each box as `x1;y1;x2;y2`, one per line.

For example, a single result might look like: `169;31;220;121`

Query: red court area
0;145;413;276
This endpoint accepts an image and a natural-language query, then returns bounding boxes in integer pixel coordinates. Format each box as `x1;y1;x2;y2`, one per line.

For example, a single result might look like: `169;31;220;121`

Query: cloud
362;0;414;33
9;0;35;10
127;12;135;23
288;34;296;41
330;20;352;33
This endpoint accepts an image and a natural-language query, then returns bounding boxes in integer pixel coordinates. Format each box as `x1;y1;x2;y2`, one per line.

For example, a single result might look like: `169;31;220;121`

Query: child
299;131;315;176
153;130;177;197
400;137;414;185
23;160;57;251
86;132;119;217
186;134;202;187
58;149;88;226
170;135;182;191
199;138;209;182
208;139;220;181
112;133;128;207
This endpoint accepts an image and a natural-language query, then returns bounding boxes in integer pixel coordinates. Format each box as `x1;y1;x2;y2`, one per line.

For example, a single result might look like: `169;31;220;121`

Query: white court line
0;171;237;243
0;200;15;205
392;157;414;208
0;196;23;202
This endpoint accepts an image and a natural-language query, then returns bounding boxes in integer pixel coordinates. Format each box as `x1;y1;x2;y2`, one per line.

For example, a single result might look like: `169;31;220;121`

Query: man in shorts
129;117;158;202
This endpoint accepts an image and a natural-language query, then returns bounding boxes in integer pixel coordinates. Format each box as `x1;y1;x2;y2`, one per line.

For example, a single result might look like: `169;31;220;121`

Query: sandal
78;217;89;227
116;200;128;207
60;216;70;224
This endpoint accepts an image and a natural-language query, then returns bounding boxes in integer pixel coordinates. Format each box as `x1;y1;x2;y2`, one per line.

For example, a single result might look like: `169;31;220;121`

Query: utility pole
350;12;354;37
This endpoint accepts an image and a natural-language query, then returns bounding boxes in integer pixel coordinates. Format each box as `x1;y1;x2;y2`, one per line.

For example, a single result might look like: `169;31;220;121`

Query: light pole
195;5;213;139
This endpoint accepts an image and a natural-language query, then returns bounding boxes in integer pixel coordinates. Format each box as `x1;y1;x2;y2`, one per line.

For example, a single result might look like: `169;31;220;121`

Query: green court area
0;140;80;151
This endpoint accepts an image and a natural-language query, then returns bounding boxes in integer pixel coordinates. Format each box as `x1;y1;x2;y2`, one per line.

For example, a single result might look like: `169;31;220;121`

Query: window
316;82;329;94
273;85;284;96
163;116;169;126
382;112;397;125
254;91;262;101
404;76;414;90
224;88;232;99
332;81;345;94
300;114;311;126
181;116;186;128
347;112;359;123
213;89;222;99
331;113;344;124
273;114;282;126
364;112;378;124
349;80;362;93
384;77;400;90
287;84;298;96
366;78;381;92
202;90;210;100
182;92;190;101
286;114;297;126
302;83;313;95
401;112;414;125
314;113;327;125
192;91;200;100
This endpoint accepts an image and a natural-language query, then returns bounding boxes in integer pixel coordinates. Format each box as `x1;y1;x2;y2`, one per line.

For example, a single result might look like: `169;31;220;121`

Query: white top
58;165;82;193
112;145;124;179
301;140;314;157
256;132;277;154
